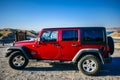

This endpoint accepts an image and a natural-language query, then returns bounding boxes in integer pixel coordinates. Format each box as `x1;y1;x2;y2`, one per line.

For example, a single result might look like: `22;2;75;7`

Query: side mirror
38;37;45;44
38;38;41;44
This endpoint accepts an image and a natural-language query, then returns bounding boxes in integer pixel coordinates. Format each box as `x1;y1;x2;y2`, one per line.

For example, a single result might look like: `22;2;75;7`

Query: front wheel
78;55;100;76
9;51;29;70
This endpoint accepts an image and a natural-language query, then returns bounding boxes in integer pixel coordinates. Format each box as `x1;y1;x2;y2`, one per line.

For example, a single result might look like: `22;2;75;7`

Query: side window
62;30;78;41
41;31;58;42
82;29;104;43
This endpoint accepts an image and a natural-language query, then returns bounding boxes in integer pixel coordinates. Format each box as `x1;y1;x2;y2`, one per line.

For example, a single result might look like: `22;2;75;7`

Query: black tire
107;36;114;55
78;55;100;76
9;51;29;70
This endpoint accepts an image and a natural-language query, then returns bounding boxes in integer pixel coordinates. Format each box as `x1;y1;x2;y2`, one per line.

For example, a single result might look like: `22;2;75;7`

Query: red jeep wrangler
5;27;114;76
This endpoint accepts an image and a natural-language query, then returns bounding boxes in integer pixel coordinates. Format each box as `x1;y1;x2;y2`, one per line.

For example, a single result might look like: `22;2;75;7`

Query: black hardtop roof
43;27;105;30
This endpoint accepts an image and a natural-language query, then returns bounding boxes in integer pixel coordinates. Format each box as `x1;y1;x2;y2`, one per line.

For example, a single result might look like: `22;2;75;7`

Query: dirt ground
0;46;120;80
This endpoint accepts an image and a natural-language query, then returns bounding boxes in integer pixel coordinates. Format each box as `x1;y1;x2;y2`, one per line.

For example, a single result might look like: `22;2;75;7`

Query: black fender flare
72;48;105;64
5;46;33;59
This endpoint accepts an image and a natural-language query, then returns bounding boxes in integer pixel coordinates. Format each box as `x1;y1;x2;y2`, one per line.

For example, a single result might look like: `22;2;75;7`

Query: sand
0;46;120;80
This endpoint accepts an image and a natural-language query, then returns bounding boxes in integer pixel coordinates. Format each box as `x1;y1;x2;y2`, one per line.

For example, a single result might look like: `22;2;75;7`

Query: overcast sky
0;0;120;31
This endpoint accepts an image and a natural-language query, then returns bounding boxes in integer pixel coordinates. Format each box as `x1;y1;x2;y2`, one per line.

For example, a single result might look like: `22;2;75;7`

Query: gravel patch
0;47;120;80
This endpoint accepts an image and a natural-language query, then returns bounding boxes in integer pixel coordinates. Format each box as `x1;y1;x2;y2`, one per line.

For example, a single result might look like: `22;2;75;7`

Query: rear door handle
72;44;79;47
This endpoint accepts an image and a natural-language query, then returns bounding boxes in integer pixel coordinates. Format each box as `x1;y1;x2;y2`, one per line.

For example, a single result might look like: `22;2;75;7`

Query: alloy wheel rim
12;55;25;67
82;59;97;72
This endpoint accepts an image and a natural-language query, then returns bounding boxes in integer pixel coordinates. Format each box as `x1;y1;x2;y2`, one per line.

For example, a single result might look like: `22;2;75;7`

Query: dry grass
0;30;12;39
0;28;38;40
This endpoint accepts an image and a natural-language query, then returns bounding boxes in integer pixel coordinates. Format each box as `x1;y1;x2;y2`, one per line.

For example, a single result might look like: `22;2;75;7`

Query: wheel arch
72;48;105;64
5;46;33;59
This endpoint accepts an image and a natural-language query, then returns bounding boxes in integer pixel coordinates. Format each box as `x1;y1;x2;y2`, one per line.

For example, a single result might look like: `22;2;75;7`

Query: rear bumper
104;53;112;64
104;57;112;64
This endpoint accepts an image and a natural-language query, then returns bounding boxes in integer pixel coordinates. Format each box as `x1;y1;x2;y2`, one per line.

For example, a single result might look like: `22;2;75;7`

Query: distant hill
106;27;120;38
109;29;120;38
0;28;38;43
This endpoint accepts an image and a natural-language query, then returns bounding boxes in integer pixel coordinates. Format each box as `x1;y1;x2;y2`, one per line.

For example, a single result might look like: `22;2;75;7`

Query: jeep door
60;29;80;61
38;30;60;60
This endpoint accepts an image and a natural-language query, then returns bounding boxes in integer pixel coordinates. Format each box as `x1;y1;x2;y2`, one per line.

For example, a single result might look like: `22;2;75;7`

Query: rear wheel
78;55;100;76
9;51;28;70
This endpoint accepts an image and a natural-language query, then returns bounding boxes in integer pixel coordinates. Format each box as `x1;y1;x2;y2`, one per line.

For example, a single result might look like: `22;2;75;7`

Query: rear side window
62;30;78;41
82;29;105;44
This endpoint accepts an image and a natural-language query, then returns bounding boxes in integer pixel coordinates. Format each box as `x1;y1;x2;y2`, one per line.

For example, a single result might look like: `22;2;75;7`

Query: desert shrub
0;33;3;37
117;30;120;33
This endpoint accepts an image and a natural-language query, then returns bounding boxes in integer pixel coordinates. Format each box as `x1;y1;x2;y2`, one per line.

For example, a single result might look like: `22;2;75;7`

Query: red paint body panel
14;27;109;61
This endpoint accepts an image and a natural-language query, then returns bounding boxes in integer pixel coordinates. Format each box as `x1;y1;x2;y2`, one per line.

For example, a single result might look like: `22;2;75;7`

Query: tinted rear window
81;29;105;44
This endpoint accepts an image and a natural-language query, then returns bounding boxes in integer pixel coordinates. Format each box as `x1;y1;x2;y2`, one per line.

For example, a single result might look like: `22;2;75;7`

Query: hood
14;39;36;46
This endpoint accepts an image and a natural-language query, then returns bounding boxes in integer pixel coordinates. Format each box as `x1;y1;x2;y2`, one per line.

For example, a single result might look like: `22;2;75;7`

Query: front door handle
72;44;79;47
52;44;59;46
